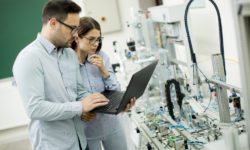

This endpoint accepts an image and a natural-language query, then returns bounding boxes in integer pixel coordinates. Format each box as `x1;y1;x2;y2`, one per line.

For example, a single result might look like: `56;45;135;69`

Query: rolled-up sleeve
13;51;82;121
102;53;121;91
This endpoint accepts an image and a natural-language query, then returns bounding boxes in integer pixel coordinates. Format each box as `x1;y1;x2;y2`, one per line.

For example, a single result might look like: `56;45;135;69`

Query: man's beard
61;39;73;48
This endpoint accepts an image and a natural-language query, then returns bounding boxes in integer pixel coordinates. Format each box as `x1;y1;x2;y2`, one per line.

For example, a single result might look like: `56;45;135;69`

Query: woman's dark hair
72;17;102;51
42;0;81;24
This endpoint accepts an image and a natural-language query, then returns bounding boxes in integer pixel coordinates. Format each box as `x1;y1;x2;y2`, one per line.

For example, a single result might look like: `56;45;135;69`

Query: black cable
197;66;212;113
165;79;185;120
209;0;226;75
184;0;226;75
203;81;212;113
184;0;197;64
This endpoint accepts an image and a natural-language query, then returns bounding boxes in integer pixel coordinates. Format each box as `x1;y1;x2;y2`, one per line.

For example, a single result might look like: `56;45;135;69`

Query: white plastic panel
0;78;28;130
84;0;121;34
148;4;185;23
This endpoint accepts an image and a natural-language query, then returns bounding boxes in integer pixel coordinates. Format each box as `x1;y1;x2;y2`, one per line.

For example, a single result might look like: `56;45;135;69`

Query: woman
72;17;135;150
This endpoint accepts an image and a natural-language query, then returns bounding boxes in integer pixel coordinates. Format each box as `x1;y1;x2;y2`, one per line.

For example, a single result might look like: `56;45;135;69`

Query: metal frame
230;0;250;149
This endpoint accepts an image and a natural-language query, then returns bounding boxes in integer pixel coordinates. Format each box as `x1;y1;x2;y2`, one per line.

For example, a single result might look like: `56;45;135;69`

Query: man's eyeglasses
83;37;104;45
57;19;78;33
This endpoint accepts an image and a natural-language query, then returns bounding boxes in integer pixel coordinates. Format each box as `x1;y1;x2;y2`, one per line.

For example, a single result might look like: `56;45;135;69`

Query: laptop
92;60;158;114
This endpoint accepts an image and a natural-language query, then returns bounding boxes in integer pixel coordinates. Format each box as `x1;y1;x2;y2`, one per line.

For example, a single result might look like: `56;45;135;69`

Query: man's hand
81;112;97;122
122;97;136;113
80;93;109;112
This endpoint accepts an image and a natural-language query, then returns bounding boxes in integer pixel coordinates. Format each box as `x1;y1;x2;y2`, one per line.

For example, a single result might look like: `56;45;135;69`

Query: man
12;0;110;150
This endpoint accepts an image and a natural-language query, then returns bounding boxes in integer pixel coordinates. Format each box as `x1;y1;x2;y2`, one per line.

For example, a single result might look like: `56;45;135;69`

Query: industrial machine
113;0;247;149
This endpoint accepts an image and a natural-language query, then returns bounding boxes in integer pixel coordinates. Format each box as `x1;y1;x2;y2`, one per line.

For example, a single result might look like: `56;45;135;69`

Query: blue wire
187;141;207;146
232;108;243;122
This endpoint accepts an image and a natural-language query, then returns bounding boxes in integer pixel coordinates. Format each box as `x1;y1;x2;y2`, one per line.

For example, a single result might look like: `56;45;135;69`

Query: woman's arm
89;52;121;91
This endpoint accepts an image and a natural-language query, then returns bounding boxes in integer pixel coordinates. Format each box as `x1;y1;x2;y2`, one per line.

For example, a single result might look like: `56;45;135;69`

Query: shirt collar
79;55;90;66
36;33;64;54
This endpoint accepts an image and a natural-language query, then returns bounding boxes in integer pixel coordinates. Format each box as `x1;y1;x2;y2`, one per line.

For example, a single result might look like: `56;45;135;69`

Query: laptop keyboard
95;91;124;112
108;92;124;102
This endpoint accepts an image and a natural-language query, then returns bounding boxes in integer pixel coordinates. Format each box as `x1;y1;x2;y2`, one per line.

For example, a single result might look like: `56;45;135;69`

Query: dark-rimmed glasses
83;37;104;45
57;19;78;33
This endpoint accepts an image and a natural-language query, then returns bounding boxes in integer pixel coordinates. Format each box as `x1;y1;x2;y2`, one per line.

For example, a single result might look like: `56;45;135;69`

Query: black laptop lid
117;60;159;113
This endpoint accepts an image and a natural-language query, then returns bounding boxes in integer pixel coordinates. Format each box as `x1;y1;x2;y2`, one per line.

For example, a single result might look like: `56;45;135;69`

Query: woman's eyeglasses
83;37;104;45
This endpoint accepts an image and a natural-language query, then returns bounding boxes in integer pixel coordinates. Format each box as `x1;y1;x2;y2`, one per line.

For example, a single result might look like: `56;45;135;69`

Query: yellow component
182;57;239;75
198;57;211;64
225;58;239;64
197;57;239;64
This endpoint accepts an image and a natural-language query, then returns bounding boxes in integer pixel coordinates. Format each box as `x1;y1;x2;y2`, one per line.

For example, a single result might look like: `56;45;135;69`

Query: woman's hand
122;97;136;114
90;54;104;69
90;54;109;79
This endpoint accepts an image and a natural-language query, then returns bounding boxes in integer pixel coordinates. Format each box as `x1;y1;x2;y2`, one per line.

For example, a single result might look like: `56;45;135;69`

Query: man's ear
49;17;57;30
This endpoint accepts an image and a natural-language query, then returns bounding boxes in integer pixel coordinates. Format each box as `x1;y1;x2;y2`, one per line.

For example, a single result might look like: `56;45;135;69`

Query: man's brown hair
42;0;81;24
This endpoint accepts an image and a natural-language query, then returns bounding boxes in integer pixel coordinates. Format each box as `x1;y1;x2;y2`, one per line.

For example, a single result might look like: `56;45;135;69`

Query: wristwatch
103;74;110;80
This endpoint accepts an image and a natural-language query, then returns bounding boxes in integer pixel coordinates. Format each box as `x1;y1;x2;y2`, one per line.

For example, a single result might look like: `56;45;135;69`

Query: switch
101;16;106;22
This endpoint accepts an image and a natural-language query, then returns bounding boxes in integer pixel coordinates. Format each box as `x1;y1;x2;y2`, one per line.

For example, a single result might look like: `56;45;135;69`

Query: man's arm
102;53;121;91
13;51;82;121
76;60;89;101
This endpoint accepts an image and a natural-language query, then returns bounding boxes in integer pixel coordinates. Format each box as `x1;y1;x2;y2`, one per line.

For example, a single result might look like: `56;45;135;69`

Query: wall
94;0;140;63
0;0;46;79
